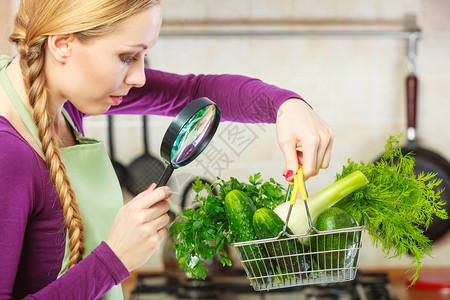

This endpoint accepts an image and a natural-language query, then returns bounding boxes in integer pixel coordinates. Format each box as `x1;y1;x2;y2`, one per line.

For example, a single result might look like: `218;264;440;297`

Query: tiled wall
0;0;13;55
134;0;450;271
2;0;449;271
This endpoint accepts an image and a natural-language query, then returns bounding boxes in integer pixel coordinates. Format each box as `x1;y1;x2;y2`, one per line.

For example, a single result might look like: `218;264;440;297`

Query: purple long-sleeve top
0;68;302;299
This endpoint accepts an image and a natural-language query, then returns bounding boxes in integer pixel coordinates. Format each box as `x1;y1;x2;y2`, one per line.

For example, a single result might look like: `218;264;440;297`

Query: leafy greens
334;134;446;284
169;173;286;279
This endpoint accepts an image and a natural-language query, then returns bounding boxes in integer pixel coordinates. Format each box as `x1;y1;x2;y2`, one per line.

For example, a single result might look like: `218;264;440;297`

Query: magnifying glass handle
156;165;174;188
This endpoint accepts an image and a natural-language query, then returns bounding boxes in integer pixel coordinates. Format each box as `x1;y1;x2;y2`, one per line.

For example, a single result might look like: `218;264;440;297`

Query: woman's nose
125;61;146;88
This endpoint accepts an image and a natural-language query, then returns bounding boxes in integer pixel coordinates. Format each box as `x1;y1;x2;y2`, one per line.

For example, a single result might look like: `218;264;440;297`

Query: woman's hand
276;98;335;181
106;184;171;271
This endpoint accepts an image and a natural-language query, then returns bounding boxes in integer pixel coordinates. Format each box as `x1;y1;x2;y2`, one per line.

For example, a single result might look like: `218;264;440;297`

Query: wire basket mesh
231;222;364;291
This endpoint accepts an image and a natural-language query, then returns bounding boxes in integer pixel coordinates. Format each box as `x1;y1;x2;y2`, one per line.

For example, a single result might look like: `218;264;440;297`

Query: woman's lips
110;96;123;105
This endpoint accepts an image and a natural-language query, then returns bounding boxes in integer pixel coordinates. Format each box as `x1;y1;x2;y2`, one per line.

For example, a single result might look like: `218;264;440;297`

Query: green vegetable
333;134;447;285
310;207;360;270
225;190;258;242
170;134;446;285
253;207;311;281
219;173;287;210
273;170;368;235
170;175;285;279
169;179;231;279
225;190;272;281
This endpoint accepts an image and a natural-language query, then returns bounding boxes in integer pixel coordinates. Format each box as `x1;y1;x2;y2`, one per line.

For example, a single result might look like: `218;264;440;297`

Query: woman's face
50;4;162;115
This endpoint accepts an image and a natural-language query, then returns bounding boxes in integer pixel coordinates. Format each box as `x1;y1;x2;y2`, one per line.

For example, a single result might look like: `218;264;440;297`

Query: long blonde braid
10;33;85;270
9;0;160;270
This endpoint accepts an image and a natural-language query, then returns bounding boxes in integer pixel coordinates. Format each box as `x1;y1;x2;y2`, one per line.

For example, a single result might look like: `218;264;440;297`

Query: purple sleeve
111;69;304;123
0;131;36;298
26;242;129;300
0;129;129;299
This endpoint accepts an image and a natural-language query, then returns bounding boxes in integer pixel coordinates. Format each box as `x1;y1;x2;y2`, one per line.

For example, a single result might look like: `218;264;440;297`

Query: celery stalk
273;170;368;235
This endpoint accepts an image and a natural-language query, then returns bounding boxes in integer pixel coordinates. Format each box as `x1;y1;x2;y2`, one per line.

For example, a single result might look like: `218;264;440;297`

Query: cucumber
225;190;258;242
310;207;360;270
224;190;272;281
253;208;311;281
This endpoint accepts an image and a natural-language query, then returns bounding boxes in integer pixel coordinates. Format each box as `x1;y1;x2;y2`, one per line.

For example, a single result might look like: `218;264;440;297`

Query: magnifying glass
156;97;221;187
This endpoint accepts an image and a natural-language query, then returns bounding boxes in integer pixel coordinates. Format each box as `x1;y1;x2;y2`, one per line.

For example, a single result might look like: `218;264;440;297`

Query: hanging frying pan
376;72;450;243
400;72;450;242
124;115;166;196
107;115;128;186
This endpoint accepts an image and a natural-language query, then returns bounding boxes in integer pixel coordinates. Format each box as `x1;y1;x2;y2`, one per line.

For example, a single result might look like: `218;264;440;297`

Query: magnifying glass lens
171;105;216;167
156;97;221;188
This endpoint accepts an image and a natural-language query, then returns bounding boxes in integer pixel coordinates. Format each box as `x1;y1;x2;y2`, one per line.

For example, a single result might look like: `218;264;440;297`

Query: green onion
273;170;368;235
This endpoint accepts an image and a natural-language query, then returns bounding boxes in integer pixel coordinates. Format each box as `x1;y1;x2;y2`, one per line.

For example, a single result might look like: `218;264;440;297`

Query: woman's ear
47;34;74;63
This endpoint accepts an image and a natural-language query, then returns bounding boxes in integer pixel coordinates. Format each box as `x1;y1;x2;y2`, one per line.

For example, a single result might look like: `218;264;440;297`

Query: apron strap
0;55;80;146
61;108;82;140
0;56;42;147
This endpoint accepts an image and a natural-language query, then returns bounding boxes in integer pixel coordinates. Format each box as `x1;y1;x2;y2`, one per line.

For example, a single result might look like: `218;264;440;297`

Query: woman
0;0;333;299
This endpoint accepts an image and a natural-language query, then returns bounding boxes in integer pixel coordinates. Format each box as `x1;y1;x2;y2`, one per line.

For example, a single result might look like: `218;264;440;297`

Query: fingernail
285;170;294;179
146;183;156;190
282;170;287;178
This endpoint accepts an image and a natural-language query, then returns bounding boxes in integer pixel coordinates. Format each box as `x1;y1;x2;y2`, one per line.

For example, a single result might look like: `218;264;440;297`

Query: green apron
0;55;124;300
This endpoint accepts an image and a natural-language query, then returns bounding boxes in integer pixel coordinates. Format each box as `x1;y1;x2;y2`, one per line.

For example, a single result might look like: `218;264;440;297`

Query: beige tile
416;120;450;161
0;0;13;55
377;0;421;20
151;38;209;74
161;0;207;20
247;37;303;83
333;121;380;163
335;0;379;20
206;0;251;20
417;77;450;120
418;35;450;77
375;75;407;123
422;0;450;32
371;39;405;76
292;0;335;19
204;38;252;74
332;78;379;122
248;0;294;20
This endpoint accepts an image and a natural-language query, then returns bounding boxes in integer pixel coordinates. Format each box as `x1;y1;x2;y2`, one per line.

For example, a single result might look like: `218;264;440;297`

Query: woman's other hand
276;98;335;181
106;184;171;271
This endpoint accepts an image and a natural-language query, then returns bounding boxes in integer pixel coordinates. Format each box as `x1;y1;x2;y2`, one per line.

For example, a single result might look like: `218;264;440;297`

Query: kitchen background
1;0;449;275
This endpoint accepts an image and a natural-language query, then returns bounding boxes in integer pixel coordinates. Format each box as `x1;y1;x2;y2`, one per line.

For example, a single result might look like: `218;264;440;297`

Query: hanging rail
159;15;421;39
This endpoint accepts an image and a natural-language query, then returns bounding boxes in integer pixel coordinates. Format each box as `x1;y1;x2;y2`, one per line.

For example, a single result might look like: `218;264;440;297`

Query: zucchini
224;190;272;281
253;208;311;281
310;207;360;270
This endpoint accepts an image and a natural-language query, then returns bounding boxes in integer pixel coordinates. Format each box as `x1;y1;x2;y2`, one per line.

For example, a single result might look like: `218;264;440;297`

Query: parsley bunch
169;174;286;279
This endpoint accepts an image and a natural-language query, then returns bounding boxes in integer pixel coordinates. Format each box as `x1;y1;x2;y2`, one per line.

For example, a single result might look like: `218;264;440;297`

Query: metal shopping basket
231;167;364;291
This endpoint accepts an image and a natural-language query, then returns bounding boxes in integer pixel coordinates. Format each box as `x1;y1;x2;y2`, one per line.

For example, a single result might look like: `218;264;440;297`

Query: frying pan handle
406;73;418;136
107;115;116;159
143;115;149;153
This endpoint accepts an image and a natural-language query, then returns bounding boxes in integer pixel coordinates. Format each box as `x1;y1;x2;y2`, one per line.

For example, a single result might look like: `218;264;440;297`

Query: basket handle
289;166;308;205
282;166;312;234
295;166;314;231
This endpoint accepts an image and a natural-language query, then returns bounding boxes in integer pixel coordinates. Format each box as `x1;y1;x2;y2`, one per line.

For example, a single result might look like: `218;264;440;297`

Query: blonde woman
0;0;334;299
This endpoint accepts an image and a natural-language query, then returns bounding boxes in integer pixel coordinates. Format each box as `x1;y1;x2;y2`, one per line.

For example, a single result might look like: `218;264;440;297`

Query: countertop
122;267;450;300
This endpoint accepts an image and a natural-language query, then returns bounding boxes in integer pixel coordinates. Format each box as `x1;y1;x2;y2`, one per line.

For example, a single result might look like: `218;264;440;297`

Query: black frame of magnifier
156;97;221;187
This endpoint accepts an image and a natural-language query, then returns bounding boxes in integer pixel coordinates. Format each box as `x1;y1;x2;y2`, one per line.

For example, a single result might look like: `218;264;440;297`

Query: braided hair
9;0;160;270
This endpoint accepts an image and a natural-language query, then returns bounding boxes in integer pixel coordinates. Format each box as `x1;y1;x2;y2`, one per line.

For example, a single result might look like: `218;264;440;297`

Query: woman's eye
120;55;138;64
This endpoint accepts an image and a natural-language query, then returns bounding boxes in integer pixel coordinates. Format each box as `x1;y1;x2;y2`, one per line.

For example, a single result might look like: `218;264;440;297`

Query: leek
273;170;368;235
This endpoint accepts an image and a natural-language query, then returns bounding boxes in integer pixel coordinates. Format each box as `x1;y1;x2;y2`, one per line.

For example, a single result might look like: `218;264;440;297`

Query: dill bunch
335;134;447;285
